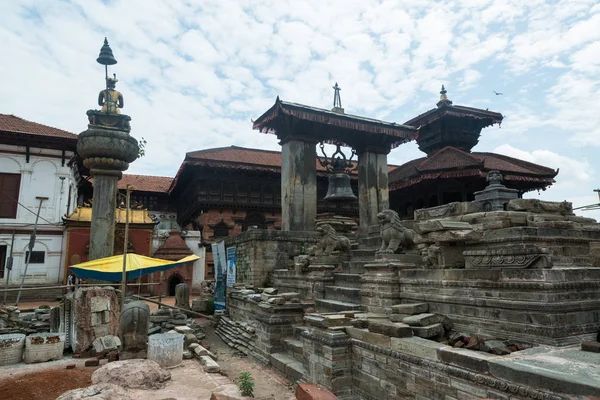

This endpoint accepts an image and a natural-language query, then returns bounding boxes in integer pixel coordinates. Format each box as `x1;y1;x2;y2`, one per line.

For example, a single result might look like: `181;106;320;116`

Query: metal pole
121;185;131;307
3;230;15;304
16;197;48;306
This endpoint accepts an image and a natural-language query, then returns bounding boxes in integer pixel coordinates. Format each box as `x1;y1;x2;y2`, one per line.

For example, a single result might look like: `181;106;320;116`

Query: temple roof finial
332;82;344;114
437;84;453;107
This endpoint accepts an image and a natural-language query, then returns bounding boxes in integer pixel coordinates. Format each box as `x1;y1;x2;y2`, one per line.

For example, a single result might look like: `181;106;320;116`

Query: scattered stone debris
91;359;171;390
0;304;53;335
56;383;131;400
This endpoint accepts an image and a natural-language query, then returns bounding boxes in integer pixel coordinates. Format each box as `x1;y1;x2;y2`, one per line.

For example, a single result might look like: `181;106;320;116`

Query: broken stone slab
56;383;131;400
304;314;351;328
389;314;411;323
182;350;194;360
402;313;443;326
199;355;220;373
149;316;169;323
148;326;160;335
485;340;512;355
412;323;444;338
416;220;472;234
279;292;301;300
391;303;428;315
92;335;121;353
267;297;286;305
391;336;447;360
188;343;199;350
437;347;496;374
582;341;600;353
173;325;194;335
367;321;413;338
193;344;217;360
184;333;198;345
263;288;278;295
92;359;171;390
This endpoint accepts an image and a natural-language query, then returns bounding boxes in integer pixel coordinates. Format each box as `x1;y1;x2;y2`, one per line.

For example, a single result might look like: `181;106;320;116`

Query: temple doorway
167;273;183;296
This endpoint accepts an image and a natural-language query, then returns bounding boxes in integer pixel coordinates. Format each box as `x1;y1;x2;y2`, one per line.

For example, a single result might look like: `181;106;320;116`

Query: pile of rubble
148;307;206;342
447;332;527;355
214;316;257;356
0;305;53;335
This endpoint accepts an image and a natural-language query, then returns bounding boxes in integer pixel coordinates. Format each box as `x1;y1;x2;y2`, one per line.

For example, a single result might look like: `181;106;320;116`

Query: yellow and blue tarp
69;253;199;281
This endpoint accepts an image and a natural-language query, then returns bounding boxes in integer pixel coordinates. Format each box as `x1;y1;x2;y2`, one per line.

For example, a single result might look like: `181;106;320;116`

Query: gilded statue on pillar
98;74;124;114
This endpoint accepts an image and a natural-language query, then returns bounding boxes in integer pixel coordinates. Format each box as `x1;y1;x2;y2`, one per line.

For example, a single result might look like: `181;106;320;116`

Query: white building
0;114;78;288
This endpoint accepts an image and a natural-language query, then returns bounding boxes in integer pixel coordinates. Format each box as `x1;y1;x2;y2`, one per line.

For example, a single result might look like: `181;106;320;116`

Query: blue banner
212;241;227;310
226;247;237;287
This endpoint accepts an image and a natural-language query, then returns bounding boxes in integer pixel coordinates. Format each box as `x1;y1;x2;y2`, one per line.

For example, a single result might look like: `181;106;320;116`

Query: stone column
280;138;317;231
77;111;138;261
89;173;119;260
357;149;389;235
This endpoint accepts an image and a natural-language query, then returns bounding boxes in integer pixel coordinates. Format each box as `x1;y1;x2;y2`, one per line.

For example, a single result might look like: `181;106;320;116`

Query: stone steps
333;273;362;288
269;352;307;383
282;338;304;362
324;285;361;303
214;316;257;357
315;298;362;313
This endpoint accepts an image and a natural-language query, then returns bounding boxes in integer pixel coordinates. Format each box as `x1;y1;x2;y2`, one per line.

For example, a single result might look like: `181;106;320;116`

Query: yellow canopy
69;253;199;281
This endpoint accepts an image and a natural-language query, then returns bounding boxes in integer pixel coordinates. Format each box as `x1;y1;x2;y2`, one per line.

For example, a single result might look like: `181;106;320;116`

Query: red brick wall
64;226;153;284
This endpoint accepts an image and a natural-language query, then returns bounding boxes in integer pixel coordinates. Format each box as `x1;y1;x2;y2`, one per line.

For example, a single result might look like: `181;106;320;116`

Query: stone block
173;325;193;334
389;314;411;322
390;336;446;360
368;321;413;338
582;341;600;353
437;347;495;373
416;220;472;234
295;383;338;400
149;316;169;323
412;323;444;338
210;394;244;400
263;288;278;295
402;313;442;326
267;297;286;305
200;355;220;372
85;359;100;367
391;303;428;315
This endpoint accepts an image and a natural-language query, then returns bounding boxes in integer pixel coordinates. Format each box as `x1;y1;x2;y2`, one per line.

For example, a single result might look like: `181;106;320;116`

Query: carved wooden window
196;180;207;199
222;182;234;202
212;221;230;238
0;173;21;218
208;181;220;201
243;212;266;231
263;184;273;204
250;183;261;204
237;183;248;203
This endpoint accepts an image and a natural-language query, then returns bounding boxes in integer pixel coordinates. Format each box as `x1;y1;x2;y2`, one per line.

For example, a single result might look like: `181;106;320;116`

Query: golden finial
440;85;448;101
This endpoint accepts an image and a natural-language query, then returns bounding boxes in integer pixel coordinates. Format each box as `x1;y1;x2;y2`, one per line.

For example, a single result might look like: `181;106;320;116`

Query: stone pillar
357;149;389;235
280;139;317;231
89;173;119;260
77;111;138;260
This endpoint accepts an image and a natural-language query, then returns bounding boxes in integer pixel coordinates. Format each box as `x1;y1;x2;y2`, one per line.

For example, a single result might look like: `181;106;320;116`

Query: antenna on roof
332;82;344;114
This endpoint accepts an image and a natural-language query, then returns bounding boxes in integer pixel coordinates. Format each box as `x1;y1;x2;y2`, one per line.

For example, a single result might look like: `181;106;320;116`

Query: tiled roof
389;146;558;190
153;231;193;260
186;146;398;173
0;114;77;140
171;145;399;193
118;174;173;193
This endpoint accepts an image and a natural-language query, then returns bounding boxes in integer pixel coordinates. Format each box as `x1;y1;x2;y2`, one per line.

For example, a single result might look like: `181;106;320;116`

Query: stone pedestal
77;111;139;260
361;257;417;314
281;139;317;231
358;150;389;236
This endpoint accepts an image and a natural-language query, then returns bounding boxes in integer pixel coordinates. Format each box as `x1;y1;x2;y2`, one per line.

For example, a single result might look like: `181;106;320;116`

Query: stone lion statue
309;224;351;256
376;209;415;255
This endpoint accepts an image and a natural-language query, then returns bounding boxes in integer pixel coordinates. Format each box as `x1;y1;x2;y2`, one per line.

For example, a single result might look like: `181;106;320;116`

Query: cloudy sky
1;0;599;217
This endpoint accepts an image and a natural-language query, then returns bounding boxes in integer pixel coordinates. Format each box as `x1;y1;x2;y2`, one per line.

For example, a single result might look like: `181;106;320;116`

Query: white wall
182;230;205;291
0;144;77;284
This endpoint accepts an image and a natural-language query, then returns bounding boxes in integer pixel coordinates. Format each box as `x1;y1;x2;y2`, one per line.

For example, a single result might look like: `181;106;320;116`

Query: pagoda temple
389;86;558;218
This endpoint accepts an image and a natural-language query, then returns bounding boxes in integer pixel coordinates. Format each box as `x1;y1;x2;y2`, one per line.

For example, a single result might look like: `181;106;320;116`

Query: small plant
137;137;147;158
237;371;255;397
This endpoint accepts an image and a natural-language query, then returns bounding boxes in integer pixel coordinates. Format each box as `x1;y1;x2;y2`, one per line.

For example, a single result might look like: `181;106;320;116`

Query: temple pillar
357;149;389;235
280;138;317;231
89;173;119;259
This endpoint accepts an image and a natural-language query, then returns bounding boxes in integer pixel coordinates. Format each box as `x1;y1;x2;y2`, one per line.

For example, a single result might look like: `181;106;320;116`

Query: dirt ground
0;363;96;400
203;325;296;400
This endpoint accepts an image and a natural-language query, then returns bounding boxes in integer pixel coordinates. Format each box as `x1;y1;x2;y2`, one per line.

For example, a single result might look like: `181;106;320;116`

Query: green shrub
237;371;255;397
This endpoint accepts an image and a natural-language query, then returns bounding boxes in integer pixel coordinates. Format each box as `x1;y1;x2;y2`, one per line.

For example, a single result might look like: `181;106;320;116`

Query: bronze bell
324;162;357;202
97;37;117;66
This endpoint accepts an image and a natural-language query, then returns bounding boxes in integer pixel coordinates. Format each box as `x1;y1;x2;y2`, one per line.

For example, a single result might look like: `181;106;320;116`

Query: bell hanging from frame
324;169;357;202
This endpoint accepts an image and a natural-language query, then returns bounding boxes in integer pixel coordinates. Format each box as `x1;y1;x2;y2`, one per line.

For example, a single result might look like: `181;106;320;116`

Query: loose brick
582;341;600;353
84;359;100;367
295;382;338;400
65;364;76;370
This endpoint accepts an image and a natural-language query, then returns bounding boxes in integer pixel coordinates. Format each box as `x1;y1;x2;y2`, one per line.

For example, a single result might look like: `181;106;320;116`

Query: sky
1;0;600;218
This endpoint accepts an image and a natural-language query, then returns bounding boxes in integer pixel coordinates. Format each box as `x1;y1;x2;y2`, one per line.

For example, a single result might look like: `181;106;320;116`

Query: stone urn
77;110;139;176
